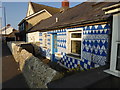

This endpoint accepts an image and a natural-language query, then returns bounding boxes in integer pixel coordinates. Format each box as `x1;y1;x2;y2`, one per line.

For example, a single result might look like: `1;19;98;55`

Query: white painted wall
1;26;13;35
26;31;40;42
104;12;120;78
26;2;34;17
110;13;120;72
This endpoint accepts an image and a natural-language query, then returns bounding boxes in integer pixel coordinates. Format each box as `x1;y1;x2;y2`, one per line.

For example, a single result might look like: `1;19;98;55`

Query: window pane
71;33;82;38
71;41;81;55
54;35;57;49
43;33;47;47
116;44;120;71
118;44;120;57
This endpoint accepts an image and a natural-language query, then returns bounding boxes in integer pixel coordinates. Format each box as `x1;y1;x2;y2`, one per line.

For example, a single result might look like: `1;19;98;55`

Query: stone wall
30;42;40;56
7;42;63;88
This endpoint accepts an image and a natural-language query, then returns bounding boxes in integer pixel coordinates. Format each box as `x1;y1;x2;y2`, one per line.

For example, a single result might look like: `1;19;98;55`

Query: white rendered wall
27;31;40;42
1;27;13;35
110;13;120;72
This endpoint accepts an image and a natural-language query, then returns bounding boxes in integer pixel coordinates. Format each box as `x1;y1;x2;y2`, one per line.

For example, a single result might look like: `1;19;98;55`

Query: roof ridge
30;2;60;15
30;2;60;9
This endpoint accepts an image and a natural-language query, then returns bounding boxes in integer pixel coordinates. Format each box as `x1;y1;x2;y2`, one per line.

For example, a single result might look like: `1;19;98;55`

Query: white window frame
104;13;120;78
42;32;47;48
66;28;83;59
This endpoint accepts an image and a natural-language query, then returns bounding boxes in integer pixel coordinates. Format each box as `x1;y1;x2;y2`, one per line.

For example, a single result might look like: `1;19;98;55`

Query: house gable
26;11;52;30
25;2;61;31
26;2;35;17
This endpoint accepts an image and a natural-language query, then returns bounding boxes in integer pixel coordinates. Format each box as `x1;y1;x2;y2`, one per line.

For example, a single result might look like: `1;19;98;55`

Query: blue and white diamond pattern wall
57;32;67;52
82;24;110;65
58;52;100;70
39;24;110;69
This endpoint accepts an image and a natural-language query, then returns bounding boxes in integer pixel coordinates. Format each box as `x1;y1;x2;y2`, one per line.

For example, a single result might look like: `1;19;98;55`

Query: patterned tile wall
39;24;110;70
82;24;110;66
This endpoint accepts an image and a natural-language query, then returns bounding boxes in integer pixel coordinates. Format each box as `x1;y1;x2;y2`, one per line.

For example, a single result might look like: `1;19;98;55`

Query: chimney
7;24;11;27
60;0;69;12
62;0;69;7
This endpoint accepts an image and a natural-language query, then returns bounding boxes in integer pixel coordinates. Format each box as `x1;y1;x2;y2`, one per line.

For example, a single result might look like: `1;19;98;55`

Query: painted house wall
27;12;51;30
26;31;40;42
39;23;111;70
1;26;14;35
26;2;35;17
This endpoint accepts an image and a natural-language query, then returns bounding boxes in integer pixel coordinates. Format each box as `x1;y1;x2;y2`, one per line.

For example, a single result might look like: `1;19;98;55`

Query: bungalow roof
28;2;119;33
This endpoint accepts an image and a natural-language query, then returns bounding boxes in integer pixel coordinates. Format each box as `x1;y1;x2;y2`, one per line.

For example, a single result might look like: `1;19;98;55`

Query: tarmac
2;42;29;88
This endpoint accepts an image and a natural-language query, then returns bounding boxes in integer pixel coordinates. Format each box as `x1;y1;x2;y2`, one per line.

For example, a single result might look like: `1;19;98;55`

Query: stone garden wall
7;41;63;88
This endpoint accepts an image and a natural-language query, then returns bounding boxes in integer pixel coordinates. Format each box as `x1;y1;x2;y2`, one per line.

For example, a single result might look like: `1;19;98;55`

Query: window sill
55;52;62;58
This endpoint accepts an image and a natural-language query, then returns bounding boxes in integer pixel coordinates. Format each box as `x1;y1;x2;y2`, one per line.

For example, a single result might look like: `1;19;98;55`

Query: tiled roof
28;2;119;32
18;2;60;26
30;2;60;15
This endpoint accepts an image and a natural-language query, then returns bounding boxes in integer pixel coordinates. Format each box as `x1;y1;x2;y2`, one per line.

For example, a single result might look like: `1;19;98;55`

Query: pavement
47;65;120;88
2;42;29;88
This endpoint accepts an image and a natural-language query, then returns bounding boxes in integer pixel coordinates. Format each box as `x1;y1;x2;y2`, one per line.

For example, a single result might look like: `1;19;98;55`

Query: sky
2;2;82;30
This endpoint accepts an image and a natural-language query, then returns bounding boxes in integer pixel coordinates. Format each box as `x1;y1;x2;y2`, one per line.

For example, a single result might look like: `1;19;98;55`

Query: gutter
102;3;120;11
25;9;46;20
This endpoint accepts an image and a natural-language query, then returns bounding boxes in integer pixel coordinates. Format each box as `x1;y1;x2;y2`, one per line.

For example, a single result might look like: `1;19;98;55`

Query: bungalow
18;1;60;42
27;1;120;77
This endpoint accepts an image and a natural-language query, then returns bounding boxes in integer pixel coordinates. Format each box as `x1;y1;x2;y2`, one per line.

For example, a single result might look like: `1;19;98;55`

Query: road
2;42;29;88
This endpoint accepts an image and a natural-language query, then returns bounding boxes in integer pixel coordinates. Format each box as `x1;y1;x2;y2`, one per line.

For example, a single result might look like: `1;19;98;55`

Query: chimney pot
62;0;69;7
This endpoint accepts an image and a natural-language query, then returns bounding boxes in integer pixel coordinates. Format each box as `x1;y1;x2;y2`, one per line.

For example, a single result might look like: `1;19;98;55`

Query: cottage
27;1;120;77
18;2;60;42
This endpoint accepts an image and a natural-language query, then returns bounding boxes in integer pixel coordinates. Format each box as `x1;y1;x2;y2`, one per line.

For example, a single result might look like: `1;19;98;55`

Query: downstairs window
68;30;82;58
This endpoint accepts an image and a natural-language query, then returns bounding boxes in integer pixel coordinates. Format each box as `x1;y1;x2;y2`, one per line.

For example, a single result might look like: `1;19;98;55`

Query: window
43;33;47;48
116;43;120;71
71;33;82;38
71;41;81;55
70;31;82;57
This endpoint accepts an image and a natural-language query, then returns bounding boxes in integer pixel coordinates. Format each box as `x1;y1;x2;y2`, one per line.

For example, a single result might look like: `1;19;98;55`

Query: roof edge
27;18;110;33
102;2;120;11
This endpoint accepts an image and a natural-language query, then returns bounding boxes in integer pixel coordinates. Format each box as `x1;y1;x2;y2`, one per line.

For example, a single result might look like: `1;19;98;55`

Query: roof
18;2;60;26
102;2;120;15
18;18;26;26
2;29;18;36
28;2;119;33
30;2;60;15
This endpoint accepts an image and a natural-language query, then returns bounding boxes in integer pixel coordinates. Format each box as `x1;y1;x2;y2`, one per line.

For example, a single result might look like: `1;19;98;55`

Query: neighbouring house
1;24;19;41
26;1;120;77
18;1;60;42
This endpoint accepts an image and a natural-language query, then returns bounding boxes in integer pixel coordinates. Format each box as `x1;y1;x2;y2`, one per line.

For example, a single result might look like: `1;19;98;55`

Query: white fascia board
105;8;120;14
44;9;52;17
102;3;120;11
67;27;83;32
25;9;46;20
